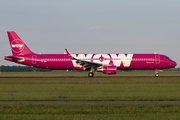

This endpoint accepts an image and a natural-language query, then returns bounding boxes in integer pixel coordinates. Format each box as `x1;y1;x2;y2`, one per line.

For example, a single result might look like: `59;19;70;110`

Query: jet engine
97;66;117;74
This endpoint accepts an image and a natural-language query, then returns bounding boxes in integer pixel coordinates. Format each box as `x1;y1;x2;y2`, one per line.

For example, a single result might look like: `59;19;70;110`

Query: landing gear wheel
155;73;159;77
88;72;94;77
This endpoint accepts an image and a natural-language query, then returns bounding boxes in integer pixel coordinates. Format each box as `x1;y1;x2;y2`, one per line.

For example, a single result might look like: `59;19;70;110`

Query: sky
0;0;180;67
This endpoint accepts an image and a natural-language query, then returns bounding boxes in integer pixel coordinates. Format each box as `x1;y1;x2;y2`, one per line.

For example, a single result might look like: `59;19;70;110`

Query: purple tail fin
7;31;34;56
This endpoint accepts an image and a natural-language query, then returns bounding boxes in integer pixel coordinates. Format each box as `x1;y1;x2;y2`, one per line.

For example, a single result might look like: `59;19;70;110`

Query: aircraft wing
65;49;108;70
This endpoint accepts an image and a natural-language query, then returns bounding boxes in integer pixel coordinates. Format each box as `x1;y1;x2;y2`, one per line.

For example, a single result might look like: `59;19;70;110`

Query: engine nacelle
102;66;117;74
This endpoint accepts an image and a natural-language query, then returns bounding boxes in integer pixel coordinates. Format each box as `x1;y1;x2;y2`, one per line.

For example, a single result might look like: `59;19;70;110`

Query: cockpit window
165;57;171;60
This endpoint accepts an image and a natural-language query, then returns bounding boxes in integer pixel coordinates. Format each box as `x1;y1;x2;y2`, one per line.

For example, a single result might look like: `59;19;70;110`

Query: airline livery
5;31;177;77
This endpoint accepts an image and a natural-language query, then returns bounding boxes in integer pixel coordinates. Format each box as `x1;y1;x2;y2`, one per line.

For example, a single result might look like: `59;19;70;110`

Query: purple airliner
4;31;177;77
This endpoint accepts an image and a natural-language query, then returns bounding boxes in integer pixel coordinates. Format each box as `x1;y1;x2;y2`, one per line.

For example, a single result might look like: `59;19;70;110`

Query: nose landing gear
155;69;159;77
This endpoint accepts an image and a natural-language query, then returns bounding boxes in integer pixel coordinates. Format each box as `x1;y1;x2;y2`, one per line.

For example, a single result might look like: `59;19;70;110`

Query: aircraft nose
171;61;177;68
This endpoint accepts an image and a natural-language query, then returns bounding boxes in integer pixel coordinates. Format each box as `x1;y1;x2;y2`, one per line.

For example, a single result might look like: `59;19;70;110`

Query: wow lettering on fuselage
71;54;133;67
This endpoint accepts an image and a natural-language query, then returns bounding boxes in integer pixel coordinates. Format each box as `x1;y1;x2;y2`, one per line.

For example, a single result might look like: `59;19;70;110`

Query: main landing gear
88;72;94;77
155;69;159;77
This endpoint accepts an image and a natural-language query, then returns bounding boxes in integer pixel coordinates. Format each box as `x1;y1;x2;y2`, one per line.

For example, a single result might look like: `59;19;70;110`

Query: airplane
4;31;177;77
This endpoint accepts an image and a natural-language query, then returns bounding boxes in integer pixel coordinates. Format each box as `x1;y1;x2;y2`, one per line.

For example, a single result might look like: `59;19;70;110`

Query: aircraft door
155;55;160;64
32;55;37;64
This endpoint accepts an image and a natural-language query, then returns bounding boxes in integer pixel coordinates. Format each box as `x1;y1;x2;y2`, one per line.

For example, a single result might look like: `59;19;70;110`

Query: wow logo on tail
11;39;24;53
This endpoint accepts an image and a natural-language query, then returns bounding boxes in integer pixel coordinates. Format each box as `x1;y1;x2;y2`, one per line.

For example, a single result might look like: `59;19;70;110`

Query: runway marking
1;101;180;104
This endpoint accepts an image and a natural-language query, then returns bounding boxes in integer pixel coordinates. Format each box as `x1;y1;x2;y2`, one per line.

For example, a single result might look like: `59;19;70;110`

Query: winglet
65;49;73;59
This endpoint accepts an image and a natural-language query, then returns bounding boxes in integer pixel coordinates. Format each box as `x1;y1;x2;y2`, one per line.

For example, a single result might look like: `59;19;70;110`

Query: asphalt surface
1;101;180;104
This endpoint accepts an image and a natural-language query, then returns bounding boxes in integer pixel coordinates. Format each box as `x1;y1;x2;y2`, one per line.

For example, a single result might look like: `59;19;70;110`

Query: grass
1;104;180;120
1;72;180;119
0;72;180;101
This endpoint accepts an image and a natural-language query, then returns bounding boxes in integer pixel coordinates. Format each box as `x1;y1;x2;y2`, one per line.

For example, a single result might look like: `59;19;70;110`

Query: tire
155;73;159;77
88;72;94;77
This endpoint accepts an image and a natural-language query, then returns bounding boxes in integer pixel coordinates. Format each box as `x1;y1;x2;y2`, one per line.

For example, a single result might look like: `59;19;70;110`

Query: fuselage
4;53;177;70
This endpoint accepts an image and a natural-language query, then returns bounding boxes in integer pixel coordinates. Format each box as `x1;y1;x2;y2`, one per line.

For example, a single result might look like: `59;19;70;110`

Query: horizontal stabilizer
5;56;24;61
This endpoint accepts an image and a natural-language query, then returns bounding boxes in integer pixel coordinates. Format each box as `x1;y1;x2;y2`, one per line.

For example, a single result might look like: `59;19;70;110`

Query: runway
1;101;180;104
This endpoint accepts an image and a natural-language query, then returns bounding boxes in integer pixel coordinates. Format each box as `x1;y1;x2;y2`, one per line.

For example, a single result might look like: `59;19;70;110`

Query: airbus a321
4;31;177;77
